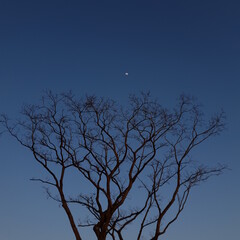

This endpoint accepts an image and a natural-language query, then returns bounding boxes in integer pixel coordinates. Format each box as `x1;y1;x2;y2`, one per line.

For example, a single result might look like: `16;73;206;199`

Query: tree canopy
1;92;225;240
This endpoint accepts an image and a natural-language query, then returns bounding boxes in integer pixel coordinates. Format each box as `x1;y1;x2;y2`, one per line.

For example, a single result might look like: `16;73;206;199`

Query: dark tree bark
1;91;225;240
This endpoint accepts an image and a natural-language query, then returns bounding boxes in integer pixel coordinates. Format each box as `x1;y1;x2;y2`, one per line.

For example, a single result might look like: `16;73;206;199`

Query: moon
125;72;129;76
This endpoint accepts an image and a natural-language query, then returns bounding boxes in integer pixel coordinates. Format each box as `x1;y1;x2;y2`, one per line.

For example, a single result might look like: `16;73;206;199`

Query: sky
0;0;239;239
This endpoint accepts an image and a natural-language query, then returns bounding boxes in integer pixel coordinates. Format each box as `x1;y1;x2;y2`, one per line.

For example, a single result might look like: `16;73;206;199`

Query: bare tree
1;92;225;240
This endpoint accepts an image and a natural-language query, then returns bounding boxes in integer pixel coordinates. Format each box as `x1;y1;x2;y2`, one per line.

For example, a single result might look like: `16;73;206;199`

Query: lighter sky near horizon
0;0;239;239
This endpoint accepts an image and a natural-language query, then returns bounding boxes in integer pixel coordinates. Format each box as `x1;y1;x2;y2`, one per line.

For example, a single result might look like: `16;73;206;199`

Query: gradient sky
0;0;239;239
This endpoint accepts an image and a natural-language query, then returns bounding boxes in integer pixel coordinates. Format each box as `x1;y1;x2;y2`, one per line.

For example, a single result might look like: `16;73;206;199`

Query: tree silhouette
1;92;225;240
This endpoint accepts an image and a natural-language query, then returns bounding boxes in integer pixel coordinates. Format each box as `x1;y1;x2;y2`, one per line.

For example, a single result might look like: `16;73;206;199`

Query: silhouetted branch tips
1;92;226;240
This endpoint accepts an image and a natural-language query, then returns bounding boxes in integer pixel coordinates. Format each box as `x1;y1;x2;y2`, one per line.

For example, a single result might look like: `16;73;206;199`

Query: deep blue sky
0;1;239;239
